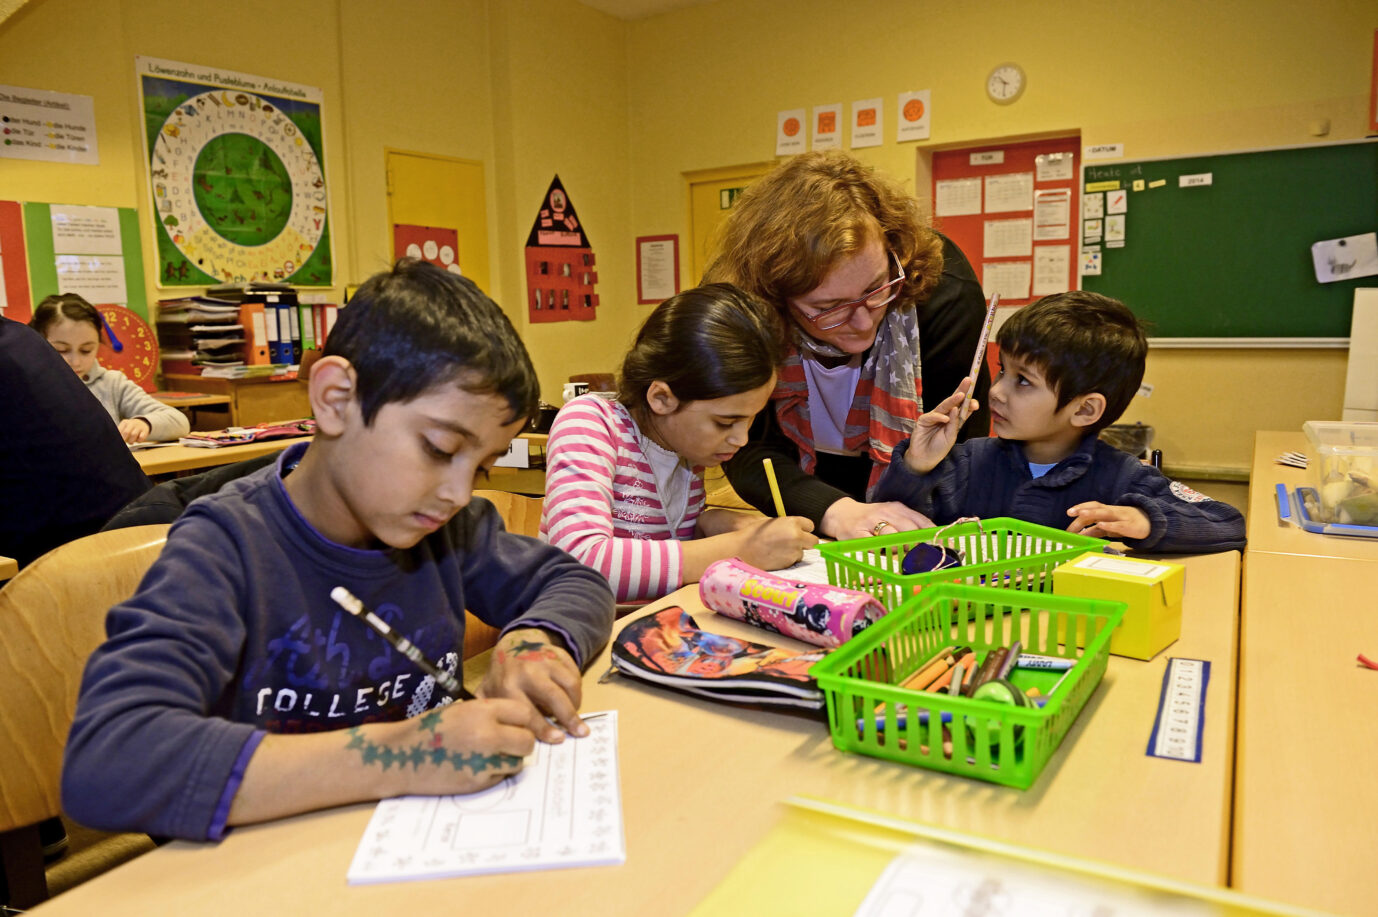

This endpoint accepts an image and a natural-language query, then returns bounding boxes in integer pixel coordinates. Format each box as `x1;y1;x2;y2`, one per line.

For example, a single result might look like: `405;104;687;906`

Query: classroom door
685;162;773;285
386;150;491;295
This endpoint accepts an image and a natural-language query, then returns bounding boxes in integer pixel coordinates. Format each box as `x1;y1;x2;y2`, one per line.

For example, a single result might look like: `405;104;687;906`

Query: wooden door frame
683;160;774;285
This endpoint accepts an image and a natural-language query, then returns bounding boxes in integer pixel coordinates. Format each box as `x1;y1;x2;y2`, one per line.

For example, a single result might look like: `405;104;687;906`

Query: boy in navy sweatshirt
873;291;1244;553
64;261;614;841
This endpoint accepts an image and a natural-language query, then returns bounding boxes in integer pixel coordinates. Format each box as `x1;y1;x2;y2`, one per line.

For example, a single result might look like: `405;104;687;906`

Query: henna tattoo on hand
496;639;560;666
345;726;522;774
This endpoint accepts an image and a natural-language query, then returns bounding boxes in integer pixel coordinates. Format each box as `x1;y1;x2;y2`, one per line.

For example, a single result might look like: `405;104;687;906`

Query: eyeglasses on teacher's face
790;252;905;331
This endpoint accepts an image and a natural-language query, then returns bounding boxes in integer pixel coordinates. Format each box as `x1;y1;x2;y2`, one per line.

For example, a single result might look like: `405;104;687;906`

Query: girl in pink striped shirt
541;284;818;603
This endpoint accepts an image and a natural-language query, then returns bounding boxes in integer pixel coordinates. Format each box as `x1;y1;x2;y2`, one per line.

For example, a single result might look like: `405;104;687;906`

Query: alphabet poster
136;57;332;287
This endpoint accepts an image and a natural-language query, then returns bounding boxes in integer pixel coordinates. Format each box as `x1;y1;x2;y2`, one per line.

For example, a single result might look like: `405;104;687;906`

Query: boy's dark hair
29;293;103;341
325;259;539;426
996;291;1147;435
618;283;785;416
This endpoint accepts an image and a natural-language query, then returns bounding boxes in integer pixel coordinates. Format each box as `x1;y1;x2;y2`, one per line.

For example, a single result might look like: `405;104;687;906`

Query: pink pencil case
698;558;887;648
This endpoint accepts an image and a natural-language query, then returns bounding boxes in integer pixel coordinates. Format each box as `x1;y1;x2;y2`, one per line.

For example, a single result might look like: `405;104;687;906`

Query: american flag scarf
771;304;923;495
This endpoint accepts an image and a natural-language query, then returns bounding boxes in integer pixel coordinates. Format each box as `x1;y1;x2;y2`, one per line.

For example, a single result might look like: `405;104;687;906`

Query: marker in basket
963;646;1008;697
331;586;467;701
1015;653;1075;671
925;649;974;693
948;659;967;696
964;291;999;417
858;709;956;733
761;458;787;518
995;640;1022;680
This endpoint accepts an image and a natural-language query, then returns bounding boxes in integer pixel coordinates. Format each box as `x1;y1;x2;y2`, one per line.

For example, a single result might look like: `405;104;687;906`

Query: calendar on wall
136;57;332;287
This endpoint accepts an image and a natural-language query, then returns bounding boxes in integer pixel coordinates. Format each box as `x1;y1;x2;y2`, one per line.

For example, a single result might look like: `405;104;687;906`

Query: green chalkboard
1080;140;1378;339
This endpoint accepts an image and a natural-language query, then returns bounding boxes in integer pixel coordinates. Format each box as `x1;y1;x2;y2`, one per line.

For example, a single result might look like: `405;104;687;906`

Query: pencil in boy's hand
330;586;467;701
965;292;999;415
762;458;787;518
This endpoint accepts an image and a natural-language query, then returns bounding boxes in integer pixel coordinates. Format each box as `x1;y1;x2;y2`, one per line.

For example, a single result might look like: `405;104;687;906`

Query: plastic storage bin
817;517;1107;611
811;583;1126;789
1303;420;1378;525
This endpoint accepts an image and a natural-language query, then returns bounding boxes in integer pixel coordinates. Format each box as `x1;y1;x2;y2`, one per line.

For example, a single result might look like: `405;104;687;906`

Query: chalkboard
1080;140;1378;339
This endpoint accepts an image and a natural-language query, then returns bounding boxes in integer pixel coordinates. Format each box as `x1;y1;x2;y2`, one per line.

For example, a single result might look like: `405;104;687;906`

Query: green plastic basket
811;582;1126;789
817;517;1107;610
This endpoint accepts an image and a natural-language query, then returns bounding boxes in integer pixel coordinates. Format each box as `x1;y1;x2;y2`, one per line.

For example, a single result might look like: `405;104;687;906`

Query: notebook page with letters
347;711;623;883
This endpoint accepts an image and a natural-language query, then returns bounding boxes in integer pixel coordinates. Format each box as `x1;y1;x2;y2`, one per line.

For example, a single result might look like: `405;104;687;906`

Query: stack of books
156;295;247;377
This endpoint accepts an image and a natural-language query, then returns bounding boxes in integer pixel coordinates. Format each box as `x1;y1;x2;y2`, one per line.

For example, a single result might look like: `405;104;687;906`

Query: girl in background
30;293;189;444
541;283;817;603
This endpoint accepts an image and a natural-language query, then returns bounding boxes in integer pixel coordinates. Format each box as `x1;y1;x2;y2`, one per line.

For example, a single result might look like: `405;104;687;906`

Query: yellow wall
623;0;1377;474
0;0;634;401
3;0;1375;471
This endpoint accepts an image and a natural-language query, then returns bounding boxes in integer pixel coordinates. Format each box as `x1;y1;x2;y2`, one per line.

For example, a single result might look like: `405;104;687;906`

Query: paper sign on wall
896;90;930;142
812;103;841;151
934;178;982;217
850;97;882;148
1312;232;1378;283
0;84;99;165
776;109;806;156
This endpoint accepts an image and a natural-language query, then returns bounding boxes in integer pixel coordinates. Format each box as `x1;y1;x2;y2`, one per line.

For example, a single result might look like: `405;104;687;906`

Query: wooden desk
0;555;16;582
1248;430;1378;562
163;374;309;428
133;437;310;477
32;552;1240;916
1234;551;1378;916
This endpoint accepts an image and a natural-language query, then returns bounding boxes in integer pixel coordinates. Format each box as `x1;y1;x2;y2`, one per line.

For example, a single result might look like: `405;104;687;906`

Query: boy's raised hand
1065;502;1151;540
737;516;818;571
903;377;976;475
479;628;585;743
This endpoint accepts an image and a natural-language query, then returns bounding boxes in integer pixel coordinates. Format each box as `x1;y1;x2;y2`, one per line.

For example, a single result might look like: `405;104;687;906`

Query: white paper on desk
346;711;623;884
770;547;830;584
854;842;1213;917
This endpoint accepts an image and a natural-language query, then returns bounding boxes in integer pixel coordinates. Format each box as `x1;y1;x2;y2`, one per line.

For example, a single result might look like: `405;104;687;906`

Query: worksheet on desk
347;711;623;884
771;547;830;583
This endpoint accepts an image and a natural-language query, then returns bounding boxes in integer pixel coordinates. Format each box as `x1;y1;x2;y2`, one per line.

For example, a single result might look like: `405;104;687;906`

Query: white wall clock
986;63;1026;105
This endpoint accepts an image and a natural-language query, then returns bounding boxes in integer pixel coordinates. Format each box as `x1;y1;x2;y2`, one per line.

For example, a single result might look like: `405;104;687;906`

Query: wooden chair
464;491;545;659
0;525;169;909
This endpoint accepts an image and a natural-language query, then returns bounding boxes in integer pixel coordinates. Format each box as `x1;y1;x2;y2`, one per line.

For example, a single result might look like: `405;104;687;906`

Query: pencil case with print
698;558;887;649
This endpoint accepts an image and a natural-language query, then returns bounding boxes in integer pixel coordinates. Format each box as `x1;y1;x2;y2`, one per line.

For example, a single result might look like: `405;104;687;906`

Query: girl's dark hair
324;259;539;426
28;293;102;341
617;283;785;416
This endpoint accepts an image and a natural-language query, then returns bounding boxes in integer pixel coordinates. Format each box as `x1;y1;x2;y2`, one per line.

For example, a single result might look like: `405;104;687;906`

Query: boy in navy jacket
873;291;1244;553
63;261;615;841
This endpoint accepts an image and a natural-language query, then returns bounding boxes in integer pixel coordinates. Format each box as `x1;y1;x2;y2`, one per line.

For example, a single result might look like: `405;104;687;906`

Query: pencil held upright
330;586;466;701
762;458;787;518
966;292;999;414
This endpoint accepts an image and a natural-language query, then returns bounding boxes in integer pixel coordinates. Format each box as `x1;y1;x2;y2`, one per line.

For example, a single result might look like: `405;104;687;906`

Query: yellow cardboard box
1052;553;1184;660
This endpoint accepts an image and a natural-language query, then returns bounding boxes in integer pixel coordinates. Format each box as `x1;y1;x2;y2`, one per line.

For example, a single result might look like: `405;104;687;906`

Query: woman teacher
705;150;991;541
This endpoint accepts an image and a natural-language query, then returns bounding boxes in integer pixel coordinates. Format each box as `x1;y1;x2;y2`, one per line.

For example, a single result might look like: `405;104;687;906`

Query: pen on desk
762;457;787;518
330;586;469;701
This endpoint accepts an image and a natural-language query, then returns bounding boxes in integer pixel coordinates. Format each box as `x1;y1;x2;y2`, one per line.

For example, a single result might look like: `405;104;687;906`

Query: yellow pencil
762;458;787;517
